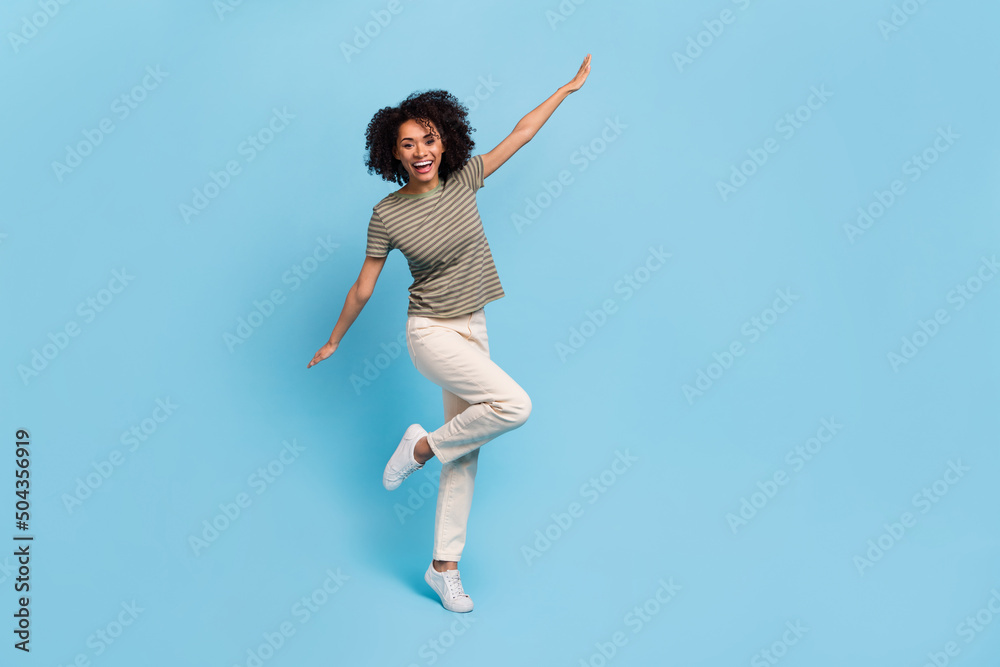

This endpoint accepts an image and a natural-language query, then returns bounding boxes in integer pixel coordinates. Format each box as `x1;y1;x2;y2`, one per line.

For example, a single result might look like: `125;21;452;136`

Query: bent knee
506;390;532;428
486;388;532;428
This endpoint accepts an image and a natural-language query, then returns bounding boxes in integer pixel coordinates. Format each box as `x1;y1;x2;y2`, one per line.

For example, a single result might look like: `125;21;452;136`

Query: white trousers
405;307;532;561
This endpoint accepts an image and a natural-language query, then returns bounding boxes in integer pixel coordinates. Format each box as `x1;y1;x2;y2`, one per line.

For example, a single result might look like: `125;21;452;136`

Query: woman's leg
406;309;532;466
406;308;532;564
432;390;481;566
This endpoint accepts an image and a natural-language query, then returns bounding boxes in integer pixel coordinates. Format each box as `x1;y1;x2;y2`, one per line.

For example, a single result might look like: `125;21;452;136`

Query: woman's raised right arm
307;254;387;368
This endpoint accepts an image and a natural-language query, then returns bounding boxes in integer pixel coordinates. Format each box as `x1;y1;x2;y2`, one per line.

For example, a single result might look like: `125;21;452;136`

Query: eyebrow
400;133;437;142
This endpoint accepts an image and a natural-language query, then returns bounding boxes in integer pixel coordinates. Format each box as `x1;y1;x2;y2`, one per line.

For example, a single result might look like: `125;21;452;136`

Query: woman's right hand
307;341;339;368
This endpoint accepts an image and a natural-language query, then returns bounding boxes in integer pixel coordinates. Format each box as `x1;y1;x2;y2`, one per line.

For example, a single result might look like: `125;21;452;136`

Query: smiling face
393;118;446;186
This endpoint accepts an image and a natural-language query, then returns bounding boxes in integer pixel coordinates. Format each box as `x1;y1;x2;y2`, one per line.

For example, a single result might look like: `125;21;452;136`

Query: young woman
308;54;591;612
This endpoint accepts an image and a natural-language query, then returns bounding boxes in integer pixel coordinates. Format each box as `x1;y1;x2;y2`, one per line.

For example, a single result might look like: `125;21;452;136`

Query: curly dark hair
364;89;476;186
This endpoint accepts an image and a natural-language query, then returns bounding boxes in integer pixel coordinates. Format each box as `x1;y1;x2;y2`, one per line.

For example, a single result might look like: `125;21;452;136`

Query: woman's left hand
563;53;592;94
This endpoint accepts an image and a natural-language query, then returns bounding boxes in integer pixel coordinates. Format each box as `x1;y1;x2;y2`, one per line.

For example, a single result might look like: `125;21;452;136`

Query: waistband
407;306;484;324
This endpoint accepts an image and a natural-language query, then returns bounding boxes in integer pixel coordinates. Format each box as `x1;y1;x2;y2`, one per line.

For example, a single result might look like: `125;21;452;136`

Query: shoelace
442;570;469;599
391;459;421;482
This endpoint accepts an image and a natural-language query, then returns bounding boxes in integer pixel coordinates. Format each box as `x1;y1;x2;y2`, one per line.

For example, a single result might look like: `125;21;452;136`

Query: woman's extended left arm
481;53;591;179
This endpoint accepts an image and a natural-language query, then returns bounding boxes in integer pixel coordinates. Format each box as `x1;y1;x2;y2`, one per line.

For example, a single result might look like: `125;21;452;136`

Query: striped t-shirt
365;154;506;318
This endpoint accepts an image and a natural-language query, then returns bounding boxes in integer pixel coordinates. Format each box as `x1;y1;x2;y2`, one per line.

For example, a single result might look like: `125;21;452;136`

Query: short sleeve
365;209;392;257
450;154;486;193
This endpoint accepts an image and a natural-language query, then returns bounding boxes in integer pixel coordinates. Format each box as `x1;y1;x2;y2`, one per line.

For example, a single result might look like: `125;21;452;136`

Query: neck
399;174;441;195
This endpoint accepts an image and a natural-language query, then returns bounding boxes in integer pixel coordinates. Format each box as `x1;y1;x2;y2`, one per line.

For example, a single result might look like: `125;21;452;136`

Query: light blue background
2;0;998;665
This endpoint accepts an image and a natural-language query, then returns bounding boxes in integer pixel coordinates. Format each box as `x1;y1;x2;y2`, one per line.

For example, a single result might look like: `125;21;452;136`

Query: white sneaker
383;424;427;491
424;563;474;612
